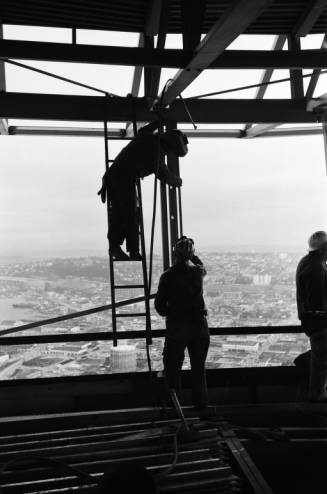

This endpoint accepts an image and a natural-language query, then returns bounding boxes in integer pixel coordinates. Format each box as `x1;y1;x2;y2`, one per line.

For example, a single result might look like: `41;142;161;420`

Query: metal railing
0;295;303;346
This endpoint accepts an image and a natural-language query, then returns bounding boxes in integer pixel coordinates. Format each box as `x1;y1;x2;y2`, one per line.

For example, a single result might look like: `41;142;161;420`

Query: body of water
0;298;40;324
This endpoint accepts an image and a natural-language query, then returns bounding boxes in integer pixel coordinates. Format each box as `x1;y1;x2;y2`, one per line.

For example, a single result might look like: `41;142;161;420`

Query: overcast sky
1;26;327;257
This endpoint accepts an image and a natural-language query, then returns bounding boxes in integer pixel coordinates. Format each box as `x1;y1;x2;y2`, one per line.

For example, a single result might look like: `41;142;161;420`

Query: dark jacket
108;122;181;185
296;251;327;330
98;122;182;202
155;256;207;322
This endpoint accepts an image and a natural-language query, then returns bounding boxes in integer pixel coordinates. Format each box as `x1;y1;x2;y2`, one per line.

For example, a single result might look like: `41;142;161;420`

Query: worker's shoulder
297;253;326;277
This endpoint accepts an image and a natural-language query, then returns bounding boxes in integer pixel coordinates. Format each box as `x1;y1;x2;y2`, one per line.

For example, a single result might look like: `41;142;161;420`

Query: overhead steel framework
0;0;327;138
1;0;327;339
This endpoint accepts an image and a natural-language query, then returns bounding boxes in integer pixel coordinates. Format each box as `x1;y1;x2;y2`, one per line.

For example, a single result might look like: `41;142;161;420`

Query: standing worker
155;237;210;410
98;121;188;260
296;231;327;402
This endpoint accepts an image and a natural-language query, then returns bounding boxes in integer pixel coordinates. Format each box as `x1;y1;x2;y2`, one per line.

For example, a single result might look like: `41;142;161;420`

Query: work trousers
107;172;139;253
309;327;327;401
163;317;210;409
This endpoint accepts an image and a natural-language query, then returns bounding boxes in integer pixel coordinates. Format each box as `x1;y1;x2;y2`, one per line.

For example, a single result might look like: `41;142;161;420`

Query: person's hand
176;177;182;187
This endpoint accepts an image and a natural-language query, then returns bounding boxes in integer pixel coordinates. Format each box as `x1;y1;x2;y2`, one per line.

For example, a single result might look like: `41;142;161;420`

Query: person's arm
138;121;160;134
191;254;207;277
97;170;108;203
154;274;168;317
157;164;182;187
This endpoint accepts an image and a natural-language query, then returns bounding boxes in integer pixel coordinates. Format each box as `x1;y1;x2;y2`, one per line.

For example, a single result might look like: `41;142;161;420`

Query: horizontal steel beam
0;325;303;346
9;126;124;137
8;126;243;138
7;126;324;138
0;40;327;69
0;92;316;123
258;125;323;137
1;40;327;69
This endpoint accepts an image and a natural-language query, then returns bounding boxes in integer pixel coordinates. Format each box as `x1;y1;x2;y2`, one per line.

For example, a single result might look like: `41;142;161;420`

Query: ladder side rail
136;180;152;346
103;116;118;347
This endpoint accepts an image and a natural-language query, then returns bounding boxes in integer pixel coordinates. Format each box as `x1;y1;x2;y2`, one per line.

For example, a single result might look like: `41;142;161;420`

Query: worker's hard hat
308;231;327;251
173;236;195;260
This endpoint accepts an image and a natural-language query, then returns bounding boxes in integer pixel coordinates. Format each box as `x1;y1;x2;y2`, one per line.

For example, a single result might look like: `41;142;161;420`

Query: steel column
321;110;327;174
166;121;182;261
288;36;304;99
160;178;170;271
0;25;8;135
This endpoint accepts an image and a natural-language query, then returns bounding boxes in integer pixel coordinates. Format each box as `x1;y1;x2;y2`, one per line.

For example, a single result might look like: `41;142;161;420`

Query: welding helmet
161;130;189;157
173;236;195;261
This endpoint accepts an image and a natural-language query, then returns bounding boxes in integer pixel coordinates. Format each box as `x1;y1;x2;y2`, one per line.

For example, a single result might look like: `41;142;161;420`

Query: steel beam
0;325;304;346
8;126;124;137
244;35;286;132
306;34;327;99
246;35;305;137
1;40;327;69
161;0;273;105
181;0;206;51
143;34;154;97
145;0;162;36
166;121;181;260
288;36;304;99
0;25;8;135
7;126;323;138
160;180;170;271
130;35;144;97
245;123;283;138
321;111;327;172
292;0;327;37
125;34;144;136
257;126;322;137
7;126;243;138
0;93;316;124
146;0;171;99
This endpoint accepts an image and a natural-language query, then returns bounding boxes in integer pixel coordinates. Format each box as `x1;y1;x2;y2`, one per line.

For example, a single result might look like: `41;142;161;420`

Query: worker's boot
110;245;130;261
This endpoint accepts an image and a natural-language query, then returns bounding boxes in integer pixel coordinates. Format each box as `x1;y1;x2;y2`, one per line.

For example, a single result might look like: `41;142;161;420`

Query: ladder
103;118;152;348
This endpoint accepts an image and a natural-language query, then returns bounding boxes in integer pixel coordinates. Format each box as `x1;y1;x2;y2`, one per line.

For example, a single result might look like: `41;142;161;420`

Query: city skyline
0;251;309;379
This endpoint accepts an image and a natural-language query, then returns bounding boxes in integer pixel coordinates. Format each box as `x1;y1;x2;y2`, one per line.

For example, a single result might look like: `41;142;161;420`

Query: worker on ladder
155;236;210;410
98;120;188;260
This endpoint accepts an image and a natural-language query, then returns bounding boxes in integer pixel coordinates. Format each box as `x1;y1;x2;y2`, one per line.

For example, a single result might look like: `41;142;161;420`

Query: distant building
222;340;259;352
252;274;271;286
110;345;137;372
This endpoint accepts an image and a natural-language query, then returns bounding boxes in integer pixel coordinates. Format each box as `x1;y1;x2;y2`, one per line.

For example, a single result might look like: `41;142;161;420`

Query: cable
1;57;118;96
129;95;167;415
148;78;173;294
186;69;327;100
154;424;181;480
